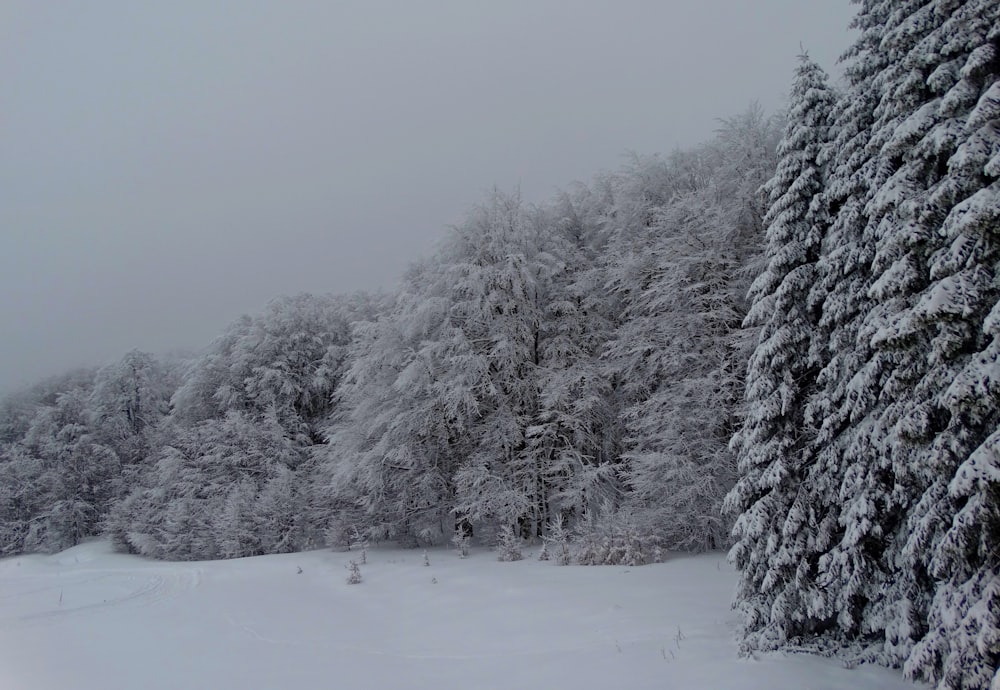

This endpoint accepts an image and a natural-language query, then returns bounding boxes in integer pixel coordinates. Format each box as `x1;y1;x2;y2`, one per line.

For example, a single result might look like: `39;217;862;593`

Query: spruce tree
885;1;1000;685
808;0;964;661
726;53;836;649
822;1;1000;682
734;2;1000;686
802;0;916;650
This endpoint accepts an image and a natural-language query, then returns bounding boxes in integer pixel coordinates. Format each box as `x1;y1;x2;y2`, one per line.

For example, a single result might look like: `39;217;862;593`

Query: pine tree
543;513;572;565
730;2;1000;685
886;2;1000;685
814;1;1000;681
496;523;524;562
801;0;902;650
727;53;836;650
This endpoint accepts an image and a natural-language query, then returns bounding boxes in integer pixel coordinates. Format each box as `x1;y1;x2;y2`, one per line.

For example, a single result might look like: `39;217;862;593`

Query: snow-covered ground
0;541;923;690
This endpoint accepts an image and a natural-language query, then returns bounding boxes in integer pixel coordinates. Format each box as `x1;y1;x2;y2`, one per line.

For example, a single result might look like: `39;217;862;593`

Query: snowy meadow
0;541;923;690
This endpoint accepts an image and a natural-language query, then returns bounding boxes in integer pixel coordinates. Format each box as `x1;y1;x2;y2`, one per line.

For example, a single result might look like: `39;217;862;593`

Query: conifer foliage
727;53;836;650
729;3;1000;687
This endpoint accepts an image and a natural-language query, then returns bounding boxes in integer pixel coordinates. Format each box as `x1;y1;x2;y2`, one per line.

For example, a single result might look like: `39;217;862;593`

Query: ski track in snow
0;559;202;626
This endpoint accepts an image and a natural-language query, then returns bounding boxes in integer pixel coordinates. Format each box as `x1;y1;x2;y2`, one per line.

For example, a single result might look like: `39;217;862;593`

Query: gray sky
0;1;853;394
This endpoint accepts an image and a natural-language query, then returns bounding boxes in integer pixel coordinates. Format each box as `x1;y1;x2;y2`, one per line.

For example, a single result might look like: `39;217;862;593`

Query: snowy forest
1;2;998;688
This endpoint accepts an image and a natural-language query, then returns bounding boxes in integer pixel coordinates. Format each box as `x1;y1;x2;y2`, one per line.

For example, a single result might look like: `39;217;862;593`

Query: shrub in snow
346;560;362;584
538;542;550;561
323;510;360;550
452;527;471;559
349;525;369;564
573;507;662;566
496;524;523;562
543;514;572;566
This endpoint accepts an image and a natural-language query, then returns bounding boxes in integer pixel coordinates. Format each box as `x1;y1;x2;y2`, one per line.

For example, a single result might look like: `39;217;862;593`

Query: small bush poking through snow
543;514;572;566
573;507;663;566
452;528;471;559
349;526;369;564
346;560;362;584
496;524;523;562
538;542;550;561
324;511;358;550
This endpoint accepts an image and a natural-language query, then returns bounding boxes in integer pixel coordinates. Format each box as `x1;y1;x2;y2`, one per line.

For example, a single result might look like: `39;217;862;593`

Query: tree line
0;105;777;562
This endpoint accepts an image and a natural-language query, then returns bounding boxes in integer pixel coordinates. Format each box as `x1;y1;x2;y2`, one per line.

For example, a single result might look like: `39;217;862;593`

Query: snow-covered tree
448;191;545;535
0;368;97;444
542;513;572;565
90;350;175;500
606;106;780;553
496;523;524;561
17;388;119;552
806;3;1000;682
729;2;1000;685
91;351;173;449
884;2;1000;685
0;443;44;555
326;262;482;544
328;188;621;544
110;410;304;560
727;54;837;649
786;0;898;658
524;193;620;535
172;292;359;442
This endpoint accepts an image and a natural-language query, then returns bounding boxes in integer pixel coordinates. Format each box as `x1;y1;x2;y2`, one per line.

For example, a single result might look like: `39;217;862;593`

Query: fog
0;1;853;393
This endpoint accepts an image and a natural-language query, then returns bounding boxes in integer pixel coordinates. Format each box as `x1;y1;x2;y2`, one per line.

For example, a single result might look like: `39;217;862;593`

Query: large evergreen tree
726;54;837;649
885;2;1000;686
730;2;1000;687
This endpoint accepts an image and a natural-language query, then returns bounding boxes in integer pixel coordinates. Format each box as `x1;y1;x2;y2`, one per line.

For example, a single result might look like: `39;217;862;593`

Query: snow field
0;541;923;690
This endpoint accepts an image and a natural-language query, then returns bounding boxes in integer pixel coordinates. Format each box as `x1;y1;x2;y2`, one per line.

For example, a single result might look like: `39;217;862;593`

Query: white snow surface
0;541;924;690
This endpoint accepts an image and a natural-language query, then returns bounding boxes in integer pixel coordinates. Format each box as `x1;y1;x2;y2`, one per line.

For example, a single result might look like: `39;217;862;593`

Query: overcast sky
0;1;854;394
